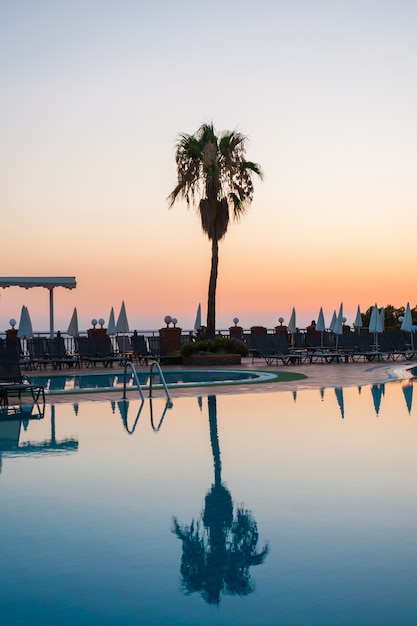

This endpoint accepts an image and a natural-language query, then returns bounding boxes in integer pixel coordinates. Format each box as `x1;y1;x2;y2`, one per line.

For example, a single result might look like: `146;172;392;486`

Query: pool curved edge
37;369;307;395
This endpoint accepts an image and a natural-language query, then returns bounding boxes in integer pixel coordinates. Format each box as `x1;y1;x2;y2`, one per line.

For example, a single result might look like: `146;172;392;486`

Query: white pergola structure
0;277;76;338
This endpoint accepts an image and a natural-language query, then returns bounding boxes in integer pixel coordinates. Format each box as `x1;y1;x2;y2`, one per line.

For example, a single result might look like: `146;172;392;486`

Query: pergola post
49;288;54;339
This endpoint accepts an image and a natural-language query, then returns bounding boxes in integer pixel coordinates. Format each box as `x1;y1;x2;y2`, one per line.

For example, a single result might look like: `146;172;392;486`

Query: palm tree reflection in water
172;395;269;605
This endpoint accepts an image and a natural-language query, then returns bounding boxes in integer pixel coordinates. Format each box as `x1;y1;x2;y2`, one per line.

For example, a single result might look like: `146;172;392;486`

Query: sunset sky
1;1;416;333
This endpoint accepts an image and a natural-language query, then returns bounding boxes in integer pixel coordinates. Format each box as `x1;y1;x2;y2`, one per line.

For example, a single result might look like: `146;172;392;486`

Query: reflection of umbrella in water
402;383;413;415
194;303;202;330
316;307;326;346
335;387;345;418
116;301;130;334
117;399;143;434
371;383;385;416
107;307;116;335
67;307;79;337
17;305;33;339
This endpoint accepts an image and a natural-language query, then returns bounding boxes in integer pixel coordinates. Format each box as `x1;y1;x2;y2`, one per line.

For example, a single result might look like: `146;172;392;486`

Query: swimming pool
1;376;417;624
31;369;279;393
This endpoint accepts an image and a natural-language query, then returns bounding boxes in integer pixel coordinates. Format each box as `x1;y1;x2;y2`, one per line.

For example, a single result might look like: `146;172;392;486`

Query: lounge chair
272;333;305;364
91;335;121;367
116;335;134;361
75;336;96;367
148;336;162;362
27;337;49;369
130;334;150;365
351;331;378;362
251;334;279;365
47;337;78;369
0;342;45;406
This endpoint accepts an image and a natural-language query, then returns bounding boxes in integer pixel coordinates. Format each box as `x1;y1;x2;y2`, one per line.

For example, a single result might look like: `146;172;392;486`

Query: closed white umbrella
353;305;362;332
333;303;344;349
369;304;383;350
401;302;414;350
329;310;337;333
107;307;116;335
316;307;326;332
17;305;33;339
316;307;326;347
287;307;296;346
379;307;385;332
116;301;130;334
288;307;296;334
67;307;79;337
194;303;202;330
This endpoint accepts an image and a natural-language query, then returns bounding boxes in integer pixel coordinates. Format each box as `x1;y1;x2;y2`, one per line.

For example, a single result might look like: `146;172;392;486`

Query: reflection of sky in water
1;378;417;624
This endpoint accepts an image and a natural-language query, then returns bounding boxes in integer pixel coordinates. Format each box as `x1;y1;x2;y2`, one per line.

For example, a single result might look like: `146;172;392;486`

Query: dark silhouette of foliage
172;395;269;605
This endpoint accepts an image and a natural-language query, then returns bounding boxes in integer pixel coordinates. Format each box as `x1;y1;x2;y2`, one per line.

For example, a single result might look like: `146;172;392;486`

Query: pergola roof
0;277;76;289
0;276;77;337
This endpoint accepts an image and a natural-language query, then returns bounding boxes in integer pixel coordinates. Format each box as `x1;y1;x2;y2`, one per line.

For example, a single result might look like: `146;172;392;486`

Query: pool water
31;369;277;393
1;376;417;624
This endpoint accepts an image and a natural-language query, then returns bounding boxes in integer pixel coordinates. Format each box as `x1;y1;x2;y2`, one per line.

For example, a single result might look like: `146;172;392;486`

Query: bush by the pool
180;337;249;357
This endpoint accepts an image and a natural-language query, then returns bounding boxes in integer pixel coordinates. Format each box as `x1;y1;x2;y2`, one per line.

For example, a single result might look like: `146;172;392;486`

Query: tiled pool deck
35;357;415;403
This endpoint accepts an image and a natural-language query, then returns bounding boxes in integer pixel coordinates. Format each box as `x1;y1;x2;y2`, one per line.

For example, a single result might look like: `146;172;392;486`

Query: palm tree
168;122;263;338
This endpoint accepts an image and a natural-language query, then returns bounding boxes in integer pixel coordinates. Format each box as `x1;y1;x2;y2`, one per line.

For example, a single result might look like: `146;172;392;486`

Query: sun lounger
130;334;150;365
116;335;133;360
0;343;45;406
47;337;78;369
27;337;50;369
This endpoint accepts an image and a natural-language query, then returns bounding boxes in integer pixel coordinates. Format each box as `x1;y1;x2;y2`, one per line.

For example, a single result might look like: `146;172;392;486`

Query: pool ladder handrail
122;359;171;403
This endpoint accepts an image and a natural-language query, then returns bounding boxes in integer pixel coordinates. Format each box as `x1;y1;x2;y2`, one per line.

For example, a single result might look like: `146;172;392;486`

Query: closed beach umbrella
369;304;383;350
316;307;326;347
67;307;79;337
17;305;33;339
329;310;337;333
401;302;414;351
353;305;362;332
194;303;202;330
401;302;412;331
107;307;116;335
316;307;326;332
379;307;385;332
287;307;296;346
288;307;296;334
116;301;130;334
333;303;343;349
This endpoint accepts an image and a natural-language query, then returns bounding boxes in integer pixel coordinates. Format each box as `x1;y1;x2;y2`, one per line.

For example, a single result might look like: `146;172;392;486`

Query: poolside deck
30;357;416;404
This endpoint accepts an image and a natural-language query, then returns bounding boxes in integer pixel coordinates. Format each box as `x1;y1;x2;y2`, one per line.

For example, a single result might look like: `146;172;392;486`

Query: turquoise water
1;375;417;624
31;369;274;392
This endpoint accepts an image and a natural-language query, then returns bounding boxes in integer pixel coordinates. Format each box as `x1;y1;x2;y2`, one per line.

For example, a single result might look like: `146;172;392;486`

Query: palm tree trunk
207;238;219;338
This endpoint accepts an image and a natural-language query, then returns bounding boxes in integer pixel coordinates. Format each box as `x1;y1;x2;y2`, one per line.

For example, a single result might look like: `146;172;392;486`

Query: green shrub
180;337;249;357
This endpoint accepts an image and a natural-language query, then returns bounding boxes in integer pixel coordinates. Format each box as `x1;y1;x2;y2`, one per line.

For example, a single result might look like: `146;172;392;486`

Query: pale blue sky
1;1;416;331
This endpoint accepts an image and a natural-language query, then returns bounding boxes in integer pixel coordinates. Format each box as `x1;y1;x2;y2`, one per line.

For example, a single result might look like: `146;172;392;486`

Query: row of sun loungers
9;334;177;370
246;330;417;365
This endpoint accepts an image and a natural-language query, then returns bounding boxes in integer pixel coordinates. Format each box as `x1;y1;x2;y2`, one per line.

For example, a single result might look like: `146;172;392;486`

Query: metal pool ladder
122;360;171;402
